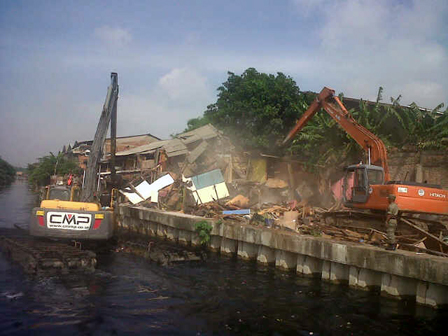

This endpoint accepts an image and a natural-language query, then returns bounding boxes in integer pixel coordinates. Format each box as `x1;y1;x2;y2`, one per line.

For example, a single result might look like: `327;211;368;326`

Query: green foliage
194;220;213;245
28;153;80;188
189;68;447;171
310;227;322;237
399;102;448;149
199;68;309;152
0;157;15;187
289;86;448;170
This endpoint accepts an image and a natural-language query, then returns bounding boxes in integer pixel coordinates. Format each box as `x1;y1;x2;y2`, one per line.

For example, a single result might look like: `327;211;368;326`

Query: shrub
194;220;213;245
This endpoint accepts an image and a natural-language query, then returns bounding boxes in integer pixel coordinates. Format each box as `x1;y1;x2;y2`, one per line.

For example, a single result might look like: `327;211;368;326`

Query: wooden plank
187;141;208;163
399;243;448;258
401;218;448;254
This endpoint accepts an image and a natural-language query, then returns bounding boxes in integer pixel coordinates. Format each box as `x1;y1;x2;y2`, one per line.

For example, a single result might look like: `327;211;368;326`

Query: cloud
2;0;447;167
94;26;132;46
318;1;389;51
401;81;445;108
117;67;214;139
158;67;209;101
290;0;448;107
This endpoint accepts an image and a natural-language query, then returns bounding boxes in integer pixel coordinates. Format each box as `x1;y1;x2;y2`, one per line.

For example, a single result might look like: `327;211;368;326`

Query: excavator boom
81;73;119;202
283;87;390;181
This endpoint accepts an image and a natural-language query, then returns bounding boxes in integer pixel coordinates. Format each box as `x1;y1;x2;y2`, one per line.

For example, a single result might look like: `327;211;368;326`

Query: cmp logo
46;212;91;230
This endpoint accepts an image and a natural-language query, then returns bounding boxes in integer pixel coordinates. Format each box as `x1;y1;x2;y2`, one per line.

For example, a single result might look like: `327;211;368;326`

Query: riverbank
118;204;448;309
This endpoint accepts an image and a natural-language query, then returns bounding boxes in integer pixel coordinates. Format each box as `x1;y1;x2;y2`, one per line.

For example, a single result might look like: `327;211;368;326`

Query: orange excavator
283;87;448;217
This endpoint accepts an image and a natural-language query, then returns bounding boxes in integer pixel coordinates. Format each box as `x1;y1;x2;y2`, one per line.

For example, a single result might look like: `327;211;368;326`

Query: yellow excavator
30;73;119;240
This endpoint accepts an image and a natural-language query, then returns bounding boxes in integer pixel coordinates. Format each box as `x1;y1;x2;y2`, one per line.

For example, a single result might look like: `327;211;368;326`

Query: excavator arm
81;73;119;202
283;87;390;181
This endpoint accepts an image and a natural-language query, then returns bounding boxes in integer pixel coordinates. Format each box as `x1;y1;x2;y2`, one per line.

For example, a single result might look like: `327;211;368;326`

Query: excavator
29;73;119;240
283;87;448;217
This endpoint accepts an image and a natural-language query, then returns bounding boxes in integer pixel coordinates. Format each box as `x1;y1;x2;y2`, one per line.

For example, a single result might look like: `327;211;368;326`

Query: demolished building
67;123;447;258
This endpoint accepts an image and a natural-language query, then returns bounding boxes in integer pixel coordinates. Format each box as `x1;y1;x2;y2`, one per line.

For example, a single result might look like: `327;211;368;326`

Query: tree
0;157;15;187
188;69;447;171
398;102;448;149
28;153;80;188
189;68;309;152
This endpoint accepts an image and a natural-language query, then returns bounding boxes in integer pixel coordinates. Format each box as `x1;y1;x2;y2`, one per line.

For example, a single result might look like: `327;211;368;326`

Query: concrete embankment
118;205;448;308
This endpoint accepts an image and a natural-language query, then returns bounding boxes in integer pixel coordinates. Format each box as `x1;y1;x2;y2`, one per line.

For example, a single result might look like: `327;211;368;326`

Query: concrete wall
118;205;448;308
388;150;448;187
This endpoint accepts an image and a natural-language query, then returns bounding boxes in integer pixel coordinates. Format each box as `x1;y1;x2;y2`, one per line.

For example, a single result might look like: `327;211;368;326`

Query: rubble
112;125;448;258
115;240;205;266
120;170;448;256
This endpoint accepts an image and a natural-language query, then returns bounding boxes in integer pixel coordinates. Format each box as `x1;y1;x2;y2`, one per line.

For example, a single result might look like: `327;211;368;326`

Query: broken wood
187;141;208;163
399;243;448;258
401;218;448;254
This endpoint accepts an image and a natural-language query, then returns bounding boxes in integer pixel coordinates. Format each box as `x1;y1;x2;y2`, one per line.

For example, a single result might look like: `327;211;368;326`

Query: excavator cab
343;164;384;204
44;185;82;202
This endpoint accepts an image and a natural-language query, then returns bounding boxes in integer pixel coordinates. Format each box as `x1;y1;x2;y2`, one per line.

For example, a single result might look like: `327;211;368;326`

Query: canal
0;180;447;335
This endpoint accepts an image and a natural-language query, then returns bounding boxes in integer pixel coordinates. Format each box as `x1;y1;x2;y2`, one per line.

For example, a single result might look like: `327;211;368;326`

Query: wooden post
287;161;295;200
228;154;233;183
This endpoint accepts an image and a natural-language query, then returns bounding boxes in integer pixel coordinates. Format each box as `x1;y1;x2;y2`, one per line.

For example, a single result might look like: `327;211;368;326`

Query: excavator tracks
0;228;97;275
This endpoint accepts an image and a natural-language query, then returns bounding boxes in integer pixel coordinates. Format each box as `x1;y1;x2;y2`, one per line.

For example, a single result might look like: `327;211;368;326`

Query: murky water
0;180;447;335
0;181;36;230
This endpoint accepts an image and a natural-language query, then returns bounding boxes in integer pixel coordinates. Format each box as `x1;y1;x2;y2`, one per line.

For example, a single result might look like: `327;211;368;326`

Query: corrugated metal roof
105;134;160;153
116;138;188;157
177;124;220;144
115;140;172;156
115;124;220;157
164;138;189;157
167;149;189;157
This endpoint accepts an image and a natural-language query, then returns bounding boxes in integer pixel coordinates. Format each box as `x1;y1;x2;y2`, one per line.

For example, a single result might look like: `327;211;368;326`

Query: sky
1;0;447;167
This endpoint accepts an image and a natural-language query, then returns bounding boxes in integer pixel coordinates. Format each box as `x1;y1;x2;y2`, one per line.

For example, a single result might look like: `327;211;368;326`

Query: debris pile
115;124;448;258
120;171;448;256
